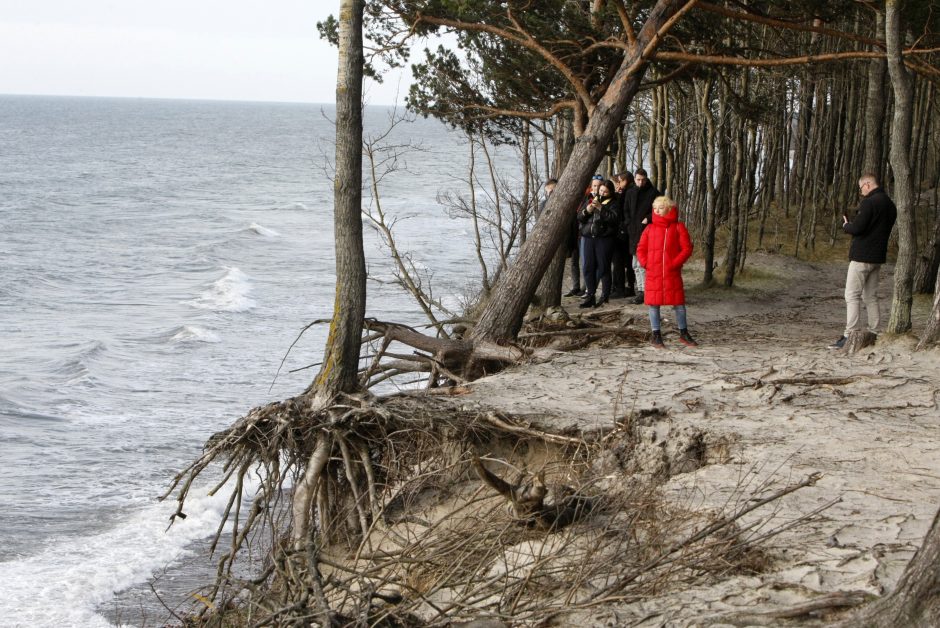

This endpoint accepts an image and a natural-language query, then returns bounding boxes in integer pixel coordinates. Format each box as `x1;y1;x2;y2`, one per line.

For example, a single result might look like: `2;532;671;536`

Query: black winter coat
844;187;897;264
578;195;619;239
622;182;661;254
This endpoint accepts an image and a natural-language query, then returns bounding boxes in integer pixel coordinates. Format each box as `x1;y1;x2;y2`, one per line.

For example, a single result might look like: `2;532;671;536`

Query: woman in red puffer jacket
636;196;698;348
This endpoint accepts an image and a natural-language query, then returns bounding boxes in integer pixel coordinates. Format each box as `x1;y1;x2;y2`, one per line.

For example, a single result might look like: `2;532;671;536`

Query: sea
0;95;528;626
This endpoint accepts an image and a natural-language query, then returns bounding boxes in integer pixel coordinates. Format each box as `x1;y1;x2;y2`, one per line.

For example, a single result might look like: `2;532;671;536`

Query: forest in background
367;0;940;338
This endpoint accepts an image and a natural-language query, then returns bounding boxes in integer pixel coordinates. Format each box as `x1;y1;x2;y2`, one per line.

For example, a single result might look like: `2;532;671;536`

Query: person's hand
641;218;647;224
842;215;848;225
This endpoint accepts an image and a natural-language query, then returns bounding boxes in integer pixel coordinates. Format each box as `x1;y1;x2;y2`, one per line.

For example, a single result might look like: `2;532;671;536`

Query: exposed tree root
359;316;645;390
163;386;828;626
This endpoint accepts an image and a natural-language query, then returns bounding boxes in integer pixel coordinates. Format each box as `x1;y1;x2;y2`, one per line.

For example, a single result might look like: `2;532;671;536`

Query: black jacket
843;187;897;264
622;181;661;254
578;195;619;239
614;187;632;241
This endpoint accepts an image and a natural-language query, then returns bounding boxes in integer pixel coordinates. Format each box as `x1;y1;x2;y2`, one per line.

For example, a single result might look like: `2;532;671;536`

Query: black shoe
564;288;585;297
609;291;625;300
624;287;636;298
678;329;698;347
578;294;596;308
633;292;645;305
596;295;610;307
650;330;665;348
827;335;847;350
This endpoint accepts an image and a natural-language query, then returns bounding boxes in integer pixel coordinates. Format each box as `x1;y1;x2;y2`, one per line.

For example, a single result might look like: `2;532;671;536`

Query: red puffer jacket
636;207;693;306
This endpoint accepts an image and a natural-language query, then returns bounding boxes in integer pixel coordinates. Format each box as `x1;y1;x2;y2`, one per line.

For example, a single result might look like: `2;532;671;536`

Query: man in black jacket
828;173;897;349
610;172;635;298
622;168;661;304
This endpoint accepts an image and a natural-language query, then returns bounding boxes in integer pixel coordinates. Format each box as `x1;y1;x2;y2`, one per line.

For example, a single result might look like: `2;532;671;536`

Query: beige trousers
844;261;882;336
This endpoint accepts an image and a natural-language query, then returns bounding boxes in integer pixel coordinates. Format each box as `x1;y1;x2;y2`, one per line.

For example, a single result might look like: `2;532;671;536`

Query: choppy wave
0;394;68;425
0;480;250;627
189;267;256;312
246;222;280;238
49;340;108;385
169;325;221;344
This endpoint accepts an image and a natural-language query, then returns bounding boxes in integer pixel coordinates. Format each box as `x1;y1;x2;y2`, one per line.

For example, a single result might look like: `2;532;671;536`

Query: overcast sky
0;0;410;104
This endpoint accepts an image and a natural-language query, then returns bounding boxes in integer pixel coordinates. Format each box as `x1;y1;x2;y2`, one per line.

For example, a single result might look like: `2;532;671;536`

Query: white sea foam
190;267;256;312
170;325;221;344
247;222;280;238
0;482;247;627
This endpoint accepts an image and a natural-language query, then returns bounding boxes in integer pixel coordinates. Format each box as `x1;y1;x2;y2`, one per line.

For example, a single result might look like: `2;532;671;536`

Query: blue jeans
649;304;688;331
632;255;646;291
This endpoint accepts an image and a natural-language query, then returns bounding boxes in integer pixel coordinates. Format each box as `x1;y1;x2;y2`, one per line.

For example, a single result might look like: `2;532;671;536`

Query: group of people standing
557;169;659;308
539;168;898;351
545;169;698;348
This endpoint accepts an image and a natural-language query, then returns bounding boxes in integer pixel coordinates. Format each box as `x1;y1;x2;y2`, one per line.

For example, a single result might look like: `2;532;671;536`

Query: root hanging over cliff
162;387;826;627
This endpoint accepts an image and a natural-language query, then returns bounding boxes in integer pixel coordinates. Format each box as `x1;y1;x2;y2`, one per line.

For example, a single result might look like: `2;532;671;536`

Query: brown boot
678;329;698;347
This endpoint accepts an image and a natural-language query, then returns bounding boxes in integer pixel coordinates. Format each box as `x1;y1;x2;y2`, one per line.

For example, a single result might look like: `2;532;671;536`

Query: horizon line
0;91;403;107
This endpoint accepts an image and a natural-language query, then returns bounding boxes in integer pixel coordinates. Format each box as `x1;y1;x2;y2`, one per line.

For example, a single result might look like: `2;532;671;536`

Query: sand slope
464;253;940;626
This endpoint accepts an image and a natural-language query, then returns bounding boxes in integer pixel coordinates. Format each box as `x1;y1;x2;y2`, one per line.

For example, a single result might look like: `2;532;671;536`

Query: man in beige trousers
828;173;898;349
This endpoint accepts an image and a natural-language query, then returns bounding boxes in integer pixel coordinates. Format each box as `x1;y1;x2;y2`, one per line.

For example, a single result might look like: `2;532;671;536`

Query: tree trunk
701;77;718;285
532;245;567;311
916;268;940;351
310;0;366;395
913;206;940;294
724;111;744;286
554;112;575;177
533;120;577;310
520;124;531;244
648;85;660;184
863;12;887;180
470;0;692;342
885;0;915;335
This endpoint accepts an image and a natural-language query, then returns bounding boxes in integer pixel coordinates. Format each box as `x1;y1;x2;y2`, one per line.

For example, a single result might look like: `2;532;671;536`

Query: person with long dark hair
576;179;620;308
